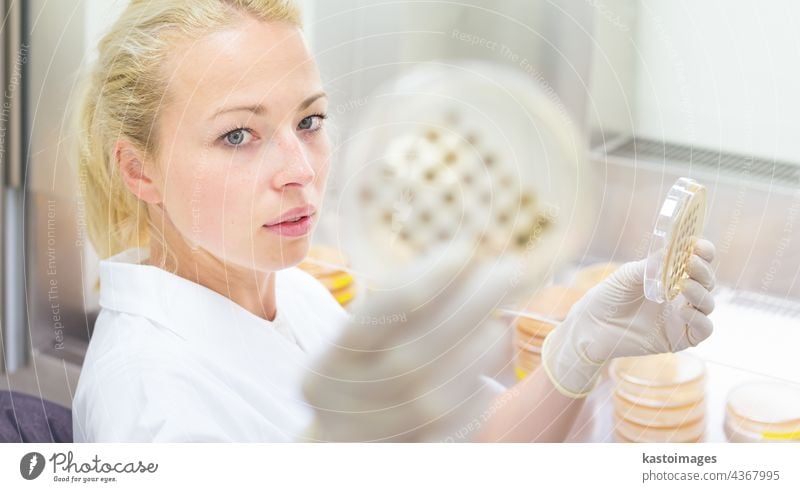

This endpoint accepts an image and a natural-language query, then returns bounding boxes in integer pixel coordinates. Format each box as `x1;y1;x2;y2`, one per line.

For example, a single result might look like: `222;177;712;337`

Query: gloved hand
541;239;717;398
301;249;526;442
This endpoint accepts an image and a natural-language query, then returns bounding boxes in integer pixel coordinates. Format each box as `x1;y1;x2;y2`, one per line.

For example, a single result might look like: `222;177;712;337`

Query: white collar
97;247;304;353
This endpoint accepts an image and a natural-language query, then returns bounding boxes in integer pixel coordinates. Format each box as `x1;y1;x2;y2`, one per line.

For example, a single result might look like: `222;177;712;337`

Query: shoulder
278;266;350;317
279;266;335;298
74;312;243;442
73;313;186;440
276;266;352;341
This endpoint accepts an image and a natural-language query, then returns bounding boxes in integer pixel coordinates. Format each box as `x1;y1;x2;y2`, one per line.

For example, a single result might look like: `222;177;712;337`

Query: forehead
161;18;319;115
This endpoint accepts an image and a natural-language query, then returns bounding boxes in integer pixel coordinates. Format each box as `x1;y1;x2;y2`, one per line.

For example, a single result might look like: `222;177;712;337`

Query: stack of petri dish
513;285;583;380
725;381;800;443
298;245;358;308
573;262;621;294
610;352;707;443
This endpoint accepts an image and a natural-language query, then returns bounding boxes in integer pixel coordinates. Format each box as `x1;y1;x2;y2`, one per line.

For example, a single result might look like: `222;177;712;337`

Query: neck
145;212;277;322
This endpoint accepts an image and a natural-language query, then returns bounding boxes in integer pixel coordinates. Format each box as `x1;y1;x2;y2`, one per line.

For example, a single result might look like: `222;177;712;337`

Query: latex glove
541;239;717;398
301;250;521;442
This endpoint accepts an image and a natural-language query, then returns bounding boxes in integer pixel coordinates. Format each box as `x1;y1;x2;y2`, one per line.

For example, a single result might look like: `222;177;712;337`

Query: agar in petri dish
614;414;705;443
725;381;800;442
644;177;707;303
610;352;706;408
613;391;705;428
339;61;592;281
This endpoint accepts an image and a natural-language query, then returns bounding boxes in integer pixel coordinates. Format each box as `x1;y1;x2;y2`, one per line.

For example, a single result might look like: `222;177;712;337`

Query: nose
269;130;316;189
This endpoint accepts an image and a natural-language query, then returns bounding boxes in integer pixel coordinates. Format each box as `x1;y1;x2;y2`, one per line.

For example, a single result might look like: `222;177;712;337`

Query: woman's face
151;18;329;271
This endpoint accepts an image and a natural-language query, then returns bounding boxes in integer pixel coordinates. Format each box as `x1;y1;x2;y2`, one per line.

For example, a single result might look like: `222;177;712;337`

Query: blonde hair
75;0;302;259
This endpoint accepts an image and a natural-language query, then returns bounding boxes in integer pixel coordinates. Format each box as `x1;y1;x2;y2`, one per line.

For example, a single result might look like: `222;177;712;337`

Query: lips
265;205;317;226
263;204;316;237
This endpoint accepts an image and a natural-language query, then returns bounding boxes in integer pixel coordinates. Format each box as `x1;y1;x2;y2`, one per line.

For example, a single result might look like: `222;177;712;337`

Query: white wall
84;0;130;63
633;0;800;163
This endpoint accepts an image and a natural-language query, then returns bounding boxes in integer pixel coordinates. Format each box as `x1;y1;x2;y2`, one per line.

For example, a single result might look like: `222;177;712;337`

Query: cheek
163;160;250;247
311;139;332;192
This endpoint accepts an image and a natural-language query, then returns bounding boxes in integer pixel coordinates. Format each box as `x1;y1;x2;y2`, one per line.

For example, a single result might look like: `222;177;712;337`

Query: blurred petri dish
515;336;545;353
340;61;592;285
615;415;705;443
725;381;800;443
330;283;357;306
314;271;355;290
610;353;706;408
299;244;350;277
613;392;705;428
520;285;583;320
514;285;583;340
573;262;621;293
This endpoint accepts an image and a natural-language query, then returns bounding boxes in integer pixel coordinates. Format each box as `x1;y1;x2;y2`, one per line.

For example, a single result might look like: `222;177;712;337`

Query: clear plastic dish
724;381;800;442
511;285;583;334
573;262;621;293
315;271;355;290
609;352;706;408
613;392;706;428
515;336;545;353
340;61;592;283
514;350;542;380
615;415;705;443
298;244;351;277
644;177;707;303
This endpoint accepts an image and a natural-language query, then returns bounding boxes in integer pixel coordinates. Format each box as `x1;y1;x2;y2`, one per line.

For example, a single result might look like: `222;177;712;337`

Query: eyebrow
209;91;327;120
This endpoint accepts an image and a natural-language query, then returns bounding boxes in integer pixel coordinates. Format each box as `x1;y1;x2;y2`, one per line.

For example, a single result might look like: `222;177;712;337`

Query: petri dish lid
613;392;705;428
726;382;800;430
610;353;706;407
611;352;705;388
644;177;707;303
615;413;706;443
299;244;350;276
573;262;622;292
519;285;584;321
339;61;593;288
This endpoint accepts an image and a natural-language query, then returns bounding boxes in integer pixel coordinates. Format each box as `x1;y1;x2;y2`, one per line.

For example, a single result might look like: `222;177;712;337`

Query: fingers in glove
686;254;715;291
334;249;484;351
337;256;516;367
679;278;715;315
389;243;511;328
693;238;716;264
399;259;518;360
679;304;714;346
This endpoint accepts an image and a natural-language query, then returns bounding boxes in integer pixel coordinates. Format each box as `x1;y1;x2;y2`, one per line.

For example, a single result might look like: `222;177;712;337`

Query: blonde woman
72;0;718;442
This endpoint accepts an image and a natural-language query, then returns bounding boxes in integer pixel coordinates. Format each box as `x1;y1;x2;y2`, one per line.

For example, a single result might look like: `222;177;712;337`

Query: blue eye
298;114;326;131
221;128;253;147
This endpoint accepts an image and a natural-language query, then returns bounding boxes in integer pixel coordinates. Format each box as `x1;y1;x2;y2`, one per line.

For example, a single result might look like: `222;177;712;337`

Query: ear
114;140;163;204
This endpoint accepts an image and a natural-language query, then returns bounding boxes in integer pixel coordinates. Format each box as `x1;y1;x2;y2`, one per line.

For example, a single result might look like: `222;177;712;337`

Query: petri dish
514;285;583;337
573;262;621;293
613;392;705;428
298;244;351;277
519;285;584;320
516;317;557;340
314;271;355;290
339;61;592;285
644;177;707;303
330;283;358;307
615;415;705;443
515;334;546;353
610;352;706;408
725;382;800;442
514;350;542;380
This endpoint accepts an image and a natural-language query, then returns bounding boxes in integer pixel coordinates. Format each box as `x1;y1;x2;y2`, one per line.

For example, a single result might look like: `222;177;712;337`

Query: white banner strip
1;443;798;491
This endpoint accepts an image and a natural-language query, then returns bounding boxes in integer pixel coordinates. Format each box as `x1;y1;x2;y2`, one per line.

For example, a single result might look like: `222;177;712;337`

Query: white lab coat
72;247;349;442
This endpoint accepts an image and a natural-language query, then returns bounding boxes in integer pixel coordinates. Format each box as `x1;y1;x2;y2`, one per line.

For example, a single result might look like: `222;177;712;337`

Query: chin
266;237;311;270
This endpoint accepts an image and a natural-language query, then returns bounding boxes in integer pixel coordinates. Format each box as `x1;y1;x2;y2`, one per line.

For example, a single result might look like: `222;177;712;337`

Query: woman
72;0;717;442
